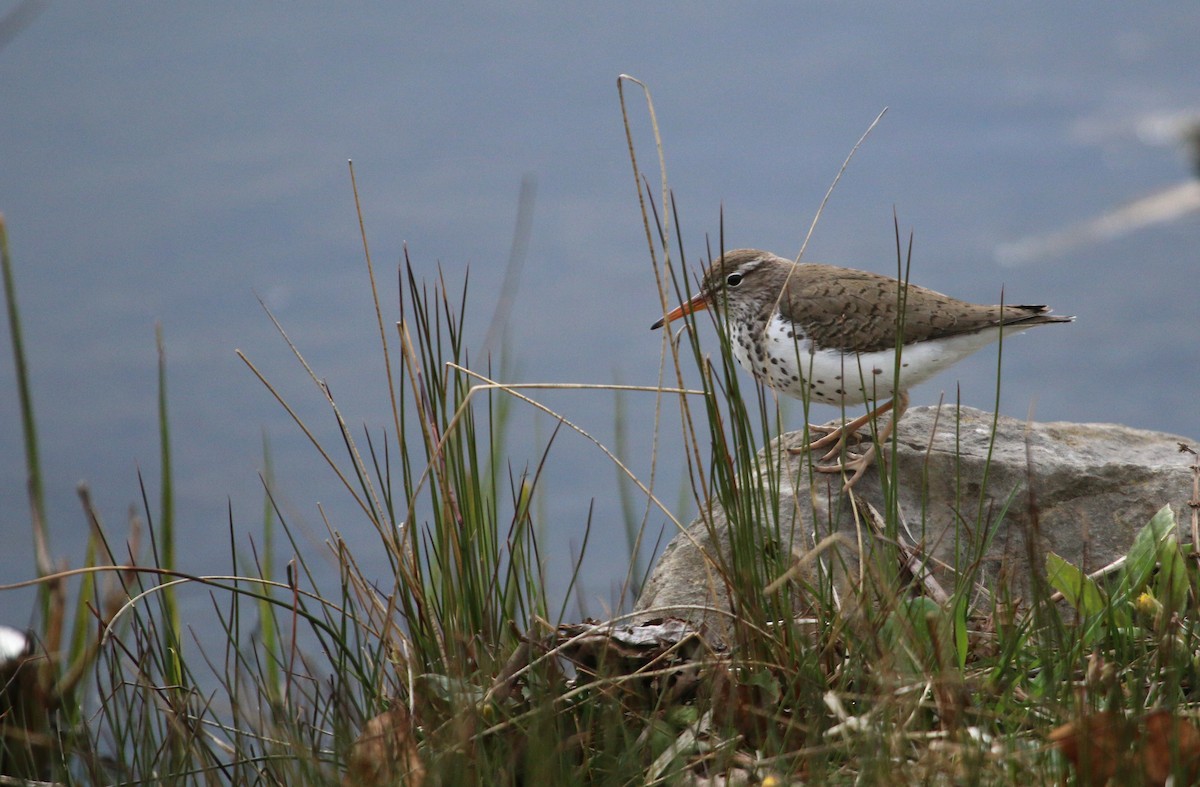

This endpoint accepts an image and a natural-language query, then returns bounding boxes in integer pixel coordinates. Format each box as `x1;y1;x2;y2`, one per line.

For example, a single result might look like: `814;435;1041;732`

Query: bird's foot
786;421;867;461
786;395;906;491
813;443;878;491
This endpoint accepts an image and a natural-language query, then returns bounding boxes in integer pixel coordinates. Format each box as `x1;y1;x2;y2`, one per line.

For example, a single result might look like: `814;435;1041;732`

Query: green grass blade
0;216;51;620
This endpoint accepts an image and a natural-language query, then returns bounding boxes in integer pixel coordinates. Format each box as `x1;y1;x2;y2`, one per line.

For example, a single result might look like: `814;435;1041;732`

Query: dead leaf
343;702;424;787
1049;709;1200;787
1139;710;1200;785
1049;712;1125;786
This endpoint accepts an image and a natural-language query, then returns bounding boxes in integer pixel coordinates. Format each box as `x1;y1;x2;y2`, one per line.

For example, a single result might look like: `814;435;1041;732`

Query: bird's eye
726;272;743;287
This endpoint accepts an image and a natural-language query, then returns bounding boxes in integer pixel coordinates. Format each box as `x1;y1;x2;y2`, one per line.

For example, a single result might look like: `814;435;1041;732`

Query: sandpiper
652;249;1073;488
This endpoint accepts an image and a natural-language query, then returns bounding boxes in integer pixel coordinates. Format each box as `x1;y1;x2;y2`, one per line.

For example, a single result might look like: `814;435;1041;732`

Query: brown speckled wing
780;263;1059;354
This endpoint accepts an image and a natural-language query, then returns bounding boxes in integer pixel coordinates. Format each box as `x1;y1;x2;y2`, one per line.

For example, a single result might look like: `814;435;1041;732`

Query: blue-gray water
2;4;1197;622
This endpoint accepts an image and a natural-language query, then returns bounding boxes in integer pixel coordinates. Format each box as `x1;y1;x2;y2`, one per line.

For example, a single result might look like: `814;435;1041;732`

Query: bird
651;249;1073;488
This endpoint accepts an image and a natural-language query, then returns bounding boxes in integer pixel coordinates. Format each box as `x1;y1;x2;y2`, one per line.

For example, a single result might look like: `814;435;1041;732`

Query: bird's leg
813;392;909;490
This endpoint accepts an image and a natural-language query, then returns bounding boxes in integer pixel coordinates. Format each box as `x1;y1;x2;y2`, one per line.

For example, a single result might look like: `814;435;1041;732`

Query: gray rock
634;405;1196;628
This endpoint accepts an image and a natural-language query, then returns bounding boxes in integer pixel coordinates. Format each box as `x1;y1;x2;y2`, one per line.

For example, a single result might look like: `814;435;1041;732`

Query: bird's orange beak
651;292;709;330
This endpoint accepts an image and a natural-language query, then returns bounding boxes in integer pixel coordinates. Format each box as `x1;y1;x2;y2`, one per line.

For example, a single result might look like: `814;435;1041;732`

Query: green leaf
1046;551;1105;616
1155;527;1190;616
1123;504;1177;596
416;673;486;713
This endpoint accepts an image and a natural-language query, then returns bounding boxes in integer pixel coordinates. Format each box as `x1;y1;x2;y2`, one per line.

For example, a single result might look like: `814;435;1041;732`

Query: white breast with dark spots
727;314;1030;407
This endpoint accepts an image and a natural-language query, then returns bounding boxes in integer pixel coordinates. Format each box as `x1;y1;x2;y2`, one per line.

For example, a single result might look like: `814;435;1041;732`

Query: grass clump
2;80;1200;785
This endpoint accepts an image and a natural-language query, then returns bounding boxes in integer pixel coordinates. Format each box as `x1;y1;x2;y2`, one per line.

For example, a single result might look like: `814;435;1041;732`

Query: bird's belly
732;339;899;406
729;321;1021;407
729;318;893;406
